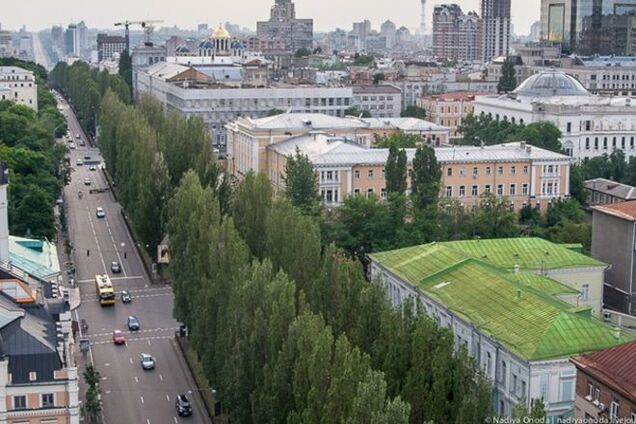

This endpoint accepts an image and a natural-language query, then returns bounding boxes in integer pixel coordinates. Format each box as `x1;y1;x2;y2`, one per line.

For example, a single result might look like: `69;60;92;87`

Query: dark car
175;394;192;416
127;315;140;331
111;261;121;273
121;290;131;303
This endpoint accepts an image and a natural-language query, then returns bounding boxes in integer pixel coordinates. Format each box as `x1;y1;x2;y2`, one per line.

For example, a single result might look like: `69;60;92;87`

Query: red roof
423;91;491;101
570;340;636;401
592;200;636;221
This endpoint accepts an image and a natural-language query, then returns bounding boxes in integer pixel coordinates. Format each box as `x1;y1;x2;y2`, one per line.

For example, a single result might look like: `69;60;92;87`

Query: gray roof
194;66;244;81
514;71;590;98
585;178;636;200
360;117;448;132
242;113;369;131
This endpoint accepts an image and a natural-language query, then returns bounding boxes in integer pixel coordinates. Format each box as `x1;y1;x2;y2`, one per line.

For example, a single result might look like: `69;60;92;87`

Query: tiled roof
359;117;448;132
370;242;628;361
585;178;636;200
571;340;636;401
592;200;636;222
425;91;491;101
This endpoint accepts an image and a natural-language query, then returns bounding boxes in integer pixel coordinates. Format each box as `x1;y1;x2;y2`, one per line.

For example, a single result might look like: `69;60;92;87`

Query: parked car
139;353;155;370
112;330;126;345
76;159;83;166
175;394;192;416
83;178;91;186
121;290;131;303
127;315;140;331
89;165;97;171
96;207;105;218
69;143;76;149
84;155;91;160
111;261;121;273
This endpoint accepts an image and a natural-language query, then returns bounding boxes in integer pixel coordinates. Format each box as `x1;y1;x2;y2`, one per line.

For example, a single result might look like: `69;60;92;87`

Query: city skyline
3;0;539;35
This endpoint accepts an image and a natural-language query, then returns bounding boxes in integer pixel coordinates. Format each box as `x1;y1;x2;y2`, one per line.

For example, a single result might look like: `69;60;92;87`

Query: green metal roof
9;236;60;281
370;241;629;362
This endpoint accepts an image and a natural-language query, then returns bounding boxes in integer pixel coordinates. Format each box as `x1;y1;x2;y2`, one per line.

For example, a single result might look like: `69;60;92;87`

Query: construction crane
113;20;164;52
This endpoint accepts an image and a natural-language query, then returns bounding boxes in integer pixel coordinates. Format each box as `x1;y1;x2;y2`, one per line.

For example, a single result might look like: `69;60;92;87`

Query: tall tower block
420;0;427;34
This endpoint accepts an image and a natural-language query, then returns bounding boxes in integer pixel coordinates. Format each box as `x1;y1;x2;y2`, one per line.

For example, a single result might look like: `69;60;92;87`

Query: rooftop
571;340;636;401
592;200;636;222
585;178;636;201
423;91;491;101
370;241;627;361
513;71;590;98
352;85;402;94
9;236;60;281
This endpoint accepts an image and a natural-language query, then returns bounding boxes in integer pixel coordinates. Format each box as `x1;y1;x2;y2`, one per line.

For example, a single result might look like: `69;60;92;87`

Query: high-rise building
97;33;126;62
432;4;482;62
64;24;78;55
256;0;313;52
481;0;511;62
541;0;636;55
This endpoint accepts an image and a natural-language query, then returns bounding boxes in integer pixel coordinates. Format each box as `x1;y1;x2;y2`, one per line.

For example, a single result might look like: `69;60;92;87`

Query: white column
0;173;9;264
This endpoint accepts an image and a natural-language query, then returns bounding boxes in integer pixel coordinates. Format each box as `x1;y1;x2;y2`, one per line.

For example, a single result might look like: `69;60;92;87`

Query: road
32;33;52;72
57;95;210;424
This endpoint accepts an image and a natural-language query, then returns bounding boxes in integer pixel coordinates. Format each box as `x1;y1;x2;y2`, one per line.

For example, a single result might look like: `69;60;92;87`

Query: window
497;184;504;195
14;395;26;410
459;186;465;197
610;398;619;419
585;120;591;131
500;361;507;387
521;380;527;397
513;374;518;394
622;137;626;149
497;166;503;175
510;184;516;196
560;380;573;402
613;137;617;148
523;165;529;174
446;186;453;197
594;387;601;401
447;167;453;177
459;168;465;176
367;169;374;179
632;137;635;149
381;188;387;200
631;410;636;422
581;284;590;301
604;137;608;149
486;166;491;176
486;352;492;375
585;138;590;150
42;393;54;408
511;166;516;175
353;188;360;195
472;167;478;177
472;185;478;196
367;188;374;197
566;122;571;133
354;170;360;179
485;184;491;193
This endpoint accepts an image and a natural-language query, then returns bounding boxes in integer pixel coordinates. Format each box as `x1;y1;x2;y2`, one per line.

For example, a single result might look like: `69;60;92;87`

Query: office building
475;71;636;161
481;0;511;62
432;4;482;62
370;238;628;419
351;85;402;118
0;31;13;58
0;67;38;111
64;24;78;56
97;34;126;62
256;0;313;52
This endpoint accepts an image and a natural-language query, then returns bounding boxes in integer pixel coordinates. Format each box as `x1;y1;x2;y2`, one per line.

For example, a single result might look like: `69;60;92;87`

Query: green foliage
569;164;587;204
411;145;441;210
375;132;421;148
385;145;407;195
472;192;519;238
283;147;320;215
497;57;517;93
266;108;284;116
400;105;426;119
232;172;272;259
345;106;372;118
295;47;311;57
118;49;133;98
353;53;375;67
512;398;547;420
373;72;385;85
83;365;102;422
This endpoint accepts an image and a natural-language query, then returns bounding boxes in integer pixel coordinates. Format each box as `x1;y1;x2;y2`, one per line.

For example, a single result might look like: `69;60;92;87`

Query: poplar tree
385;144;407;195
410;145;441;210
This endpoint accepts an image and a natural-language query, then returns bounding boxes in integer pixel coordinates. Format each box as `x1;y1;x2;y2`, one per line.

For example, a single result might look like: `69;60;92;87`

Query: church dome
513;71;590;97
212;24;230;39
230;40;244;50
199;40;214;49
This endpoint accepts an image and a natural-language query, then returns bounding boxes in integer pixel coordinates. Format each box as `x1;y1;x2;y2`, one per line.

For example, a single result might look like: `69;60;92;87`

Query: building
585;178;636;206
0;66;38;111
541;0;636;55
226;112;450;177
256;0;313;52
351;85;402;117
475;71;636;161
571;340;636;421
0;30;13;58
418;91;489;137
591;200;636;314
369;238;629;419
481;0;511;62
432;4;482;62
97;34;126;62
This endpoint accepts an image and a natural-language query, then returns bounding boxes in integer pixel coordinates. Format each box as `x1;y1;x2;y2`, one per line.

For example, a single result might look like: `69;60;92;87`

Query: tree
295;47;311;57
373;72;385;85
610;149;627;182
375;132;421;148
266;108;284;116
472;192;519;238
512;398;546;420
345;106;372;118
283;147;320;215
569;164;587;204
516;122;562;152
497;57;517;93
410;145;441;210
118;49;133;97
400;105;426;119
385;145;407;195
232;172;272;259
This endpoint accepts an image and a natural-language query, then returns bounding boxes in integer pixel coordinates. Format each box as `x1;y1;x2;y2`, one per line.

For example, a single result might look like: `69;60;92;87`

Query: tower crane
113;20;164;52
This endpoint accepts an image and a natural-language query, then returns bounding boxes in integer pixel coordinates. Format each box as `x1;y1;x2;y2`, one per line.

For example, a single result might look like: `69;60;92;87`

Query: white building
0;67;38;111
351;85;402;117
475;71;636;162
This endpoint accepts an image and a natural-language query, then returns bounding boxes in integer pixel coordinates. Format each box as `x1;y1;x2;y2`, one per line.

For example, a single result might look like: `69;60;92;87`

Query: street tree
283;147;320;215
385;144;407;195
410;145;441;210
497;57;517;93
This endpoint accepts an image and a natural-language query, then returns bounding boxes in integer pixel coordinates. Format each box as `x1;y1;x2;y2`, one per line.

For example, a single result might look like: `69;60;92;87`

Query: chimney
0;161;9;264
514;265;520;274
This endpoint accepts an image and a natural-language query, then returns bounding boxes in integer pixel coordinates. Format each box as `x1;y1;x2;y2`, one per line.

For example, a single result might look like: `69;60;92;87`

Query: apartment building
432;4;482;62
585;178;636;206
369;238;627;420
418;91;489;137
0;67;38;111
96;34;126;62
571;341;636;421
226;112;450;178
481;0;510;62
351;85;402;118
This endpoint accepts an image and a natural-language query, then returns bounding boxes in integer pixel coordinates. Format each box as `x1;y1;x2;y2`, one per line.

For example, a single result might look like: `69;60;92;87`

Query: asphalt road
57;95;210;424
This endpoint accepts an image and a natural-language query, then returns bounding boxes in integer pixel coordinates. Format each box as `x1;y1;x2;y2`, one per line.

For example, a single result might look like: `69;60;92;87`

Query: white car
76;159;83;166
69;143;76;149
96;207;105;218
89;165;97;171
83;178;91;186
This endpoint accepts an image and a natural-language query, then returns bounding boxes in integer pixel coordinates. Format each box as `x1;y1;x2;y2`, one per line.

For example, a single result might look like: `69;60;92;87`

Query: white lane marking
129;357;133;364
147;340;151;345
134;376;139;383
159;374;164;382
89;335;175;346
166;394;170;401
140;396;145;404
147;419;151;424
85;327;180;338
103;209;127;277
80;292;173;301
86;201;107;274
173;417;178;423
76;275;145;283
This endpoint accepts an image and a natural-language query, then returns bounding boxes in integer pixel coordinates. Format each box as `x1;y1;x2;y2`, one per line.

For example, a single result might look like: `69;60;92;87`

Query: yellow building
417;91;489;138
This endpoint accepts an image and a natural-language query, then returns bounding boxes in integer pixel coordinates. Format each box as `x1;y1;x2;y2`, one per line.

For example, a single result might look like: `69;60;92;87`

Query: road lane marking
159;374;164;382
129;357;133;364
148;340;151;345
134;376;138;383
85;327;180;338
86;201;107;274
166;394;170;401
147;419;151;424
76;275;145;283
89;335;175;346
140;396;144;404
173;417;178;423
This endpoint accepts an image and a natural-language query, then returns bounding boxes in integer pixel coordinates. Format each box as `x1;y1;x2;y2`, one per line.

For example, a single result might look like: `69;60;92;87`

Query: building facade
256;0;313;52
481;0;511;62
585;178;636;206
369;238;627;420
571;341;636;421
591;200;636;315
418;91;488;137
351;85;402;118
97;34;126;62
432;4;482;62
0;67;37;111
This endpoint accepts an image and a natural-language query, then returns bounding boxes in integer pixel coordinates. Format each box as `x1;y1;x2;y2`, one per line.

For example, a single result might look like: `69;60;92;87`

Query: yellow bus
95;274;115;306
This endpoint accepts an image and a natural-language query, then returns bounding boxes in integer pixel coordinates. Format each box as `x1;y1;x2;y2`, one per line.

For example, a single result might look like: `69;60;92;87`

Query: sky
2;0;540;35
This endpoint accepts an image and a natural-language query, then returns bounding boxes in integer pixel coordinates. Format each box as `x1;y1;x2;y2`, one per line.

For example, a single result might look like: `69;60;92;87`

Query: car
75;133;81;139
83;178;91;186
69;143;76;149
84;155;91;160
127;315;140;331
121;290;131;303
76;159;83;166
111;261;121;273
55;197;63;206
139;353;155;370
175;394;192;416
89;165;97;171
95;207;105;218
112;330;126;345
79;141;85;147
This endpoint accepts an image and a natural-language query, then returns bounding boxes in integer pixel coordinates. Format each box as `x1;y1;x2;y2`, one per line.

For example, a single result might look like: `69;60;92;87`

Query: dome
198;40;214;49
212;24;230;39
513;71;590;97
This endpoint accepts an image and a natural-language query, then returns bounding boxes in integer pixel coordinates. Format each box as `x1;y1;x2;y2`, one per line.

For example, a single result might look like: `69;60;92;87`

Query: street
58;95;210;424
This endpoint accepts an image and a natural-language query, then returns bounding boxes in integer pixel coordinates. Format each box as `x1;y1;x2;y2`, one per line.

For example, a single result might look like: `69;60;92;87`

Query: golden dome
212;24;230;39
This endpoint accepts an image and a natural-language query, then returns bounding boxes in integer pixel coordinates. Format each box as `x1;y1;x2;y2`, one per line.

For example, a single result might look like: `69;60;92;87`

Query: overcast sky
2;0;540;35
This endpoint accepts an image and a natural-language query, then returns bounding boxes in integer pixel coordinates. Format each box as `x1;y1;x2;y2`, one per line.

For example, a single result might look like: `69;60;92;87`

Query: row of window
0;74;31;81
586;382;636;420
186;97;351;108
13;393;55;410
445;183;529;197
0;82;33;87
447;165;530;178
584;136;635;151
355;95;394;102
